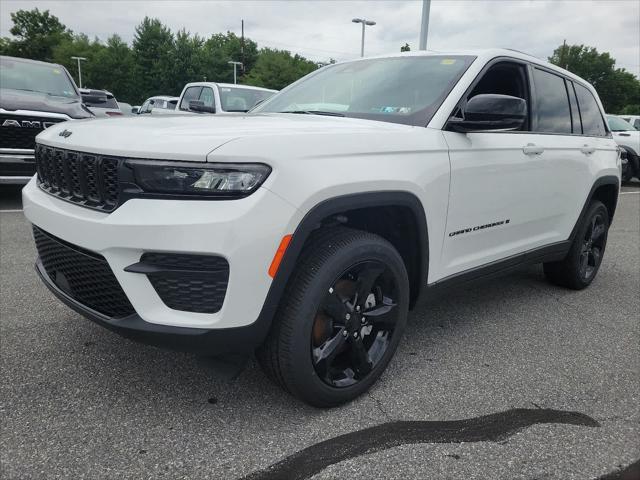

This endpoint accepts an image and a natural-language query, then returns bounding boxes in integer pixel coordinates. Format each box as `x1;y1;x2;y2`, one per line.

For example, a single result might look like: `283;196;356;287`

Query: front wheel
257;227;409;407
544;200;610;289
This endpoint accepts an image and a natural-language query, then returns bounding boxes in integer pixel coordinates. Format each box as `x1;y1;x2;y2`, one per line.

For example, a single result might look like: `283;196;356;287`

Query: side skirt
424;241;570;298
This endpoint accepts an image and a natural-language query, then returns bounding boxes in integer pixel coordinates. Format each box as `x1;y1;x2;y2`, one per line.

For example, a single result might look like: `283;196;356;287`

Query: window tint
179;86;202;110
199;87;215;107
634;119;640;129
574;83;607;136
532;68;571;134
567;81;581;134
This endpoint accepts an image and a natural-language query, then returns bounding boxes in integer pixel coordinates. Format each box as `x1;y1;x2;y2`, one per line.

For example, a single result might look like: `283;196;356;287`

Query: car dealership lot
1;184;638;479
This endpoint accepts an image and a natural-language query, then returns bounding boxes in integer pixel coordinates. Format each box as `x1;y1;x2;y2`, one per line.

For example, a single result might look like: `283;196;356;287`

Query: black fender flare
569;175;620;242
251;191;430;344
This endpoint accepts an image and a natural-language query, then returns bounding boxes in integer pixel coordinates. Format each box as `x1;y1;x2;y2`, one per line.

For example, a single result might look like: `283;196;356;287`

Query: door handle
618;133;631;137
523;143;544;155
580;145;596;155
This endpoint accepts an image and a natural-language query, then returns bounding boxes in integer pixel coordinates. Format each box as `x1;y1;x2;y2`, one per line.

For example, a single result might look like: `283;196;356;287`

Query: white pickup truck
175;82;276;114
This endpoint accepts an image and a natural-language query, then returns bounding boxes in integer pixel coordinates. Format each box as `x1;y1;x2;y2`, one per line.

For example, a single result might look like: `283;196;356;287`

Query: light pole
418;0;431;50
228;61;243;84
71;56;87;88
351;18;376;58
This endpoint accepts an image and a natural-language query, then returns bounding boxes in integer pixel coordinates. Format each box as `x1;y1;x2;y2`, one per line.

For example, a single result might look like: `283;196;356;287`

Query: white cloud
1;0;638;75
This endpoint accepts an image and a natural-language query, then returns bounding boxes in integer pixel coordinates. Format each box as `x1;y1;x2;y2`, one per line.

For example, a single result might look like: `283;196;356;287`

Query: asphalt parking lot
1;182;639;480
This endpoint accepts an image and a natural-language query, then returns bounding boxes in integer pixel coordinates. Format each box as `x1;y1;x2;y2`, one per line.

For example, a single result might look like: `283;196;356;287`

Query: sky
1;0;638;76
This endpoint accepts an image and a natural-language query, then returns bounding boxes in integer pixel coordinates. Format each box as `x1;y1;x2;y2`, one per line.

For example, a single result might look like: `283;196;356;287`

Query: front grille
140;253;229;314
35;145;120;212
33;226;135;318
0;115;66;149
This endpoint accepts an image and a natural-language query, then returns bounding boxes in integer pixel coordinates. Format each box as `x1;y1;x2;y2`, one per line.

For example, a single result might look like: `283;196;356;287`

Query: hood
35;113;412;162
0;88;91;119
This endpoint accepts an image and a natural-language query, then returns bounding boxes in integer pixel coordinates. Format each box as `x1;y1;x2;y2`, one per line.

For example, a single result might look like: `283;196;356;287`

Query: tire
543;200;609;290
622;155;634;182
256;227;410;407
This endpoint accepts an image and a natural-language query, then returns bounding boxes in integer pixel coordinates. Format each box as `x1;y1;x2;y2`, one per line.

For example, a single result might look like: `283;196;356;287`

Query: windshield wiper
279;110;345;117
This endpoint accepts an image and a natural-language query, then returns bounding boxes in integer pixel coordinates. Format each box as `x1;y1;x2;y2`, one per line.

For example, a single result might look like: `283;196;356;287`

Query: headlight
126;161;271;197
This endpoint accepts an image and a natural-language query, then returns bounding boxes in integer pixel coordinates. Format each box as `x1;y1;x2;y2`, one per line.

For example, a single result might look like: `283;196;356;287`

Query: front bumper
0;148;35;184
36;258;268;354
23;177;298;350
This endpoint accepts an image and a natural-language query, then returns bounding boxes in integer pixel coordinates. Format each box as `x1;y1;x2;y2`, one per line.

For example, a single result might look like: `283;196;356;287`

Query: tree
0;8;72;61
52;34;105;88
549;43;640;114
245;48;317;90
90;35;136;102
132;17;175;100
198;32;259;84
401;43;411;52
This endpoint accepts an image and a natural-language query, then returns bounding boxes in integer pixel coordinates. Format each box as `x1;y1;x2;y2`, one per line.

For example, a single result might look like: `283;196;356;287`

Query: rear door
523;66;592;242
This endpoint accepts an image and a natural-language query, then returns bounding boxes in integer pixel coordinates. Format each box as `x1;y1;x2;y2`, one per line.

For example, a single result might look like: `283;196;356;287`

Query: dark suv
0;56;93;184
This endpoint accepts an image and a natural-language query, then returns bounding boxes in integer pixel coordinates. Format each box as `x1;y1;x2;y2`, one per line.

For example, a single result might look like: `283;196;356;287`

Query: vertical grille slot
35;145;120;212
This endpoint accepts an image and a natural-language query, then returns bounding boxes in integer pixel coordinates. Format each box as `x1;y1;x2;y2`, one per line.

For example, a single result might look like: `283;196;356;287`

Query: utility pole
352;18;376;58
241;19;245;74
562;39;568;69
71;56;87;88
419;0;431;50
228;61;243;84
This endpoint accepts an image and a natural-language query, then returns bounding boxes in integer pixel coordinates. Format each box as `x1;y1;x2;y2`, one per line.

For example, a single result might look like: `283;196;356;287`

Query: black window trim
445;55;611;138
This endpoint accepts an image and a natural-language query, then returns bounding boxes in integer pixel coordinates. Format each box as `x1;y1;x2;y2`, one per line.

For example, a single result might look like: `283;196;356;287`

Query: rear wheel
257;227;409;407
544;200;609;289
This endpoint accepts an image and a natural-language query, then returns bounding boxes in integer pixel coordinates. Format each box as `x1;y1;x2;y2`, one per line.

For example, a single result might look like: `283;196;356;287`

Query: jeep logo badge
59;129;72;138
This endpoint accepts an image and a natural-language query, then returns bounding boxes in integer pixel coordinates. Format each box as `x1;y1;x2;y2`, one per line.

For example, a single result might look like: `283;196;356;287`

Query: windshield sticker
221;88;231;92
52;69;61;74
440;59;457;65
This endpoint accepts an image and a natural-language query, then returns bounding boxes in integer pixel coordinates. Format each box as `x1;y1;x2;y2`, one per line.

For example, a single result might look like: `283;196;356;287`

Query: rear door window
531;68;572;134
179;86;203;111
574;83;607;136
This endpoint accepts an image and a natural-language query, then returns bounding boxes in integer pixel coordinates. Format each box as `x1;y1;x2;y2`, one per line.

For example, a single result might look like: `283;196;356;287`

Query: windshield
0;57;78;98
253;55;475;126
220;87;275;112
606;115;637;131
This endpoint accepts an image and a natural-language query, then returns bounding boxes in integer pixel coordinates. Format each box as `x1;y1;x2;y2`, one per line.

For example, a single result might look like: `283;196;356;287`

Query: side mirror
189;100;215;113
448;94;526;132
131;107;139;114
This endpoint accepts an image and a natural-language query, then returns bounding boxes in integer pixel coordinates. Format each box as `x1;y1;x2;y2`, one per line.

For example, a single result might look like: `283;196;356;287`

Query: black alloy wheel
578;212;607;282
311;261;400;388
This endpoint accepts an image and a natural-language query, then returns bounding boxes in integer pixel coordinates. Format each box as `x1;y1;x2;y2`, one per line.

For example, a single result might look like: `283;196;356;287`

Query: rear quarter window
574;84;607;136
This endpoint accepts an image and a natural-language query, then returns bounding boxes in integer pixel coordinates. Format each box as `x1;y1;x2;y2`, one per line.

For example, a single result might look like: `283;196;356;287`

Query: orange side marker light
268;234;292;278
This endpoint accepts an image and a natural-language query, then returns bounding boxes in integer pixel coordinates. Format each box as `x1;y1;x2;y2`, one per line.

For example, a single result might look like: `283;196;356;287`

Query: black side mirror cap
448;94;527;133
189;100;215;114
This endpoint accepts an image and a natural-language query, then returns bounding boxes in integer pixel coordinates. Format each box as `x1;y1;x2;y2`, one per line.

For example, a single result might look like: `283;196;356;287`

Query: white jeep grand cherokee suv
23;49;620;407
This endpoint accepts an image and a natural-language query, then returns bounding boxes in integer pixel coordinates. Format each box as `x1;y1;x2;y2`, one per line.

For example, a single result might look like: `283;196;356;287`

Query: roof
183;82;278;92
79;88;115;98
146;95;179;101
334;48;593;90
0;55;64;69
